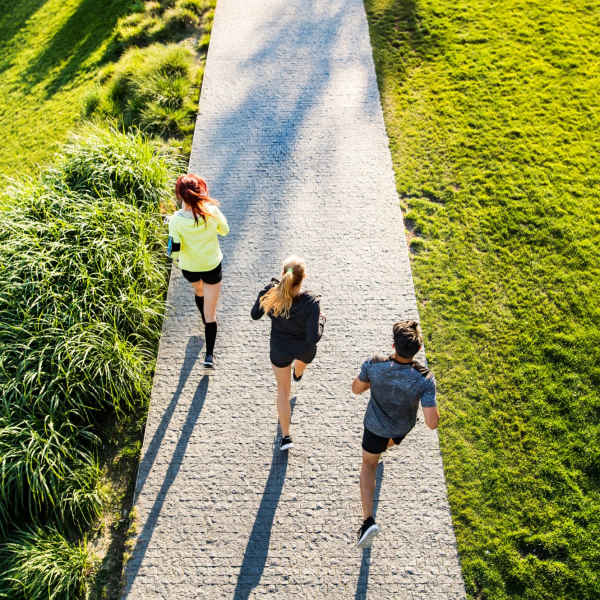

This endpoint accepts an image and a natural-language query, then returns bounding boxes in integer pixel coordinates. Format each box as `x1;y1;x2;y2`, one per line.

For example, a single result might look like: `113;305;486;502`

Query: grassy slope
0;0;136;177
364;1;600;599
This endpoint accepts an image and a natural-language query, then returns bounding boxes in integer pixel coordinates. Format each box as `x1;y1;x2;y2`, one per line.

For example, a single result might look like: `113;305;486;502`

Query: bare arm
352;377;370;395
422;406;439;430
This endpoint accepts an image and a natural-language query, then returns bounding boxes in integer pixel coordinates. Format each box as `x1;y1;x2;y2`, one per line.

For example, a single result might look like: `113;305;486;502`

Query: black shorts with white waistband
181;262;222;285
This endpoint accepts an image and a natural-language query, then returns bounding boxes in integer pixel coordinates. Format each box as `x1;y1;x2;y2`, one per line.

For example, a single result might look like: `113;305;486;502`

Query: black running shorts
362;427;406;455
270;343;317;368
182;262;222;284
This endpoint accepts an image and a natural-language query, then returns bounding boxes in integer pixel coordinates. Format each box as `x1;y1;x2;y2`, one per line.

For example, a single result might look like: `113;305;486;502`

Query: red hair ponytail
175;174;218;225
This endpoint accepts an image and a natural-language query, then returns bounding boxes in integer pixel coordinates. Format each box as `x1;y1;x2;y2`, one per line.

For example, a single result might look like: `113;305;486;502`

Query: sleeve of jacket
167;217;181;261
214;206;230;236
304;297;321;345
251;282;274;320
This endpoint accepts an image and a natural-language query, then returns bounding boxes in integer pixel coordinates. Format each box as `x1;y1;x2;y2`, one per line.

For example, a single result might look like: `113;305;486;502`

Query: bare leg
360;450;380;520
202;281;222;323
191;280;204;297
293;358;309;379
272;364;292;437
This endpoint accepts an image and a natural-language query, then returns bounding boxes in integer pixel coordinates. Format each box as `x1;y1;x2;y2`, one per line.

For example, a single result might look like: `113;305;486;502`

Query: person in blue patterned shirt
352;320;440;549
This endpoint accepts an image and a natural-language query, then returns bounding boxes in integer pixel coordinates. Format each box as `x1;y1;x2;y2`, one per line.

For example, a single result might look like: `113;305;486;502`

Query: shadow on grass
22;0;138;97
355;462;384;600
0;0;51;63
364;0;443;83
233;397;296;600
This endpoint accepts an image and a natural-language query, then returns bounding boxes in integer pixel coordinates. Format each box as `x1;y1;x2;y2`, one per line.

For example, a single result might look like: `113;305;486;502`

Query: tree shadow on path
355;462;384;600
233;397;297;600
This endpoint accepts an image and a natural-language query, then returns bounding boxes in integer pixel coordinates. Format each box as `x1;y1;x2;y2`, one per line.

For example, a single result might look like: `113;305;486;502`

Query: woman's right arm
251;283;273;320
251;292;265;320
214;207;230;236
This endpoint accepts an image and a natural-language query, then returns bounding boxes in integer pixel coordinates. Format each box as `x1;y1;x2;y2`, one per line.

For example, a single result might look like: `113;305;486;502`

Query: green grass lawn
0;0;137;177
364;0;599;598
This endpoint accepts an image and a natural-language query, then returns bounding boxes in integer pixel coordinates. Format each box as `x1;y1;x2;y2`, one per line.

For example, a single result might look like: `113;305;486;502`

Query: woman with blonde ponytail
167;174;229;368
251;256;323;451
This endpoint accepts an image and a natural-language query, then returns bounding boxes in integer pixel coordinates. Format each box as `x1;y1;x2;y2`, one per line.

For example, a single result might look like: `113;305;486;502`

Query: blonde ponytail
260;256;306;318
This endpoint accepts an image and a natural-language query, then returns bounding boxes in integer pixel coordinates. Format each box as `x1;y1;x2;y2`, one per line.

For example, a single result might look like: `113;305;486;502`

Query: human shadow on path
233;397;296;599
122;375;210;594
133;335;203;502
355;462;384;600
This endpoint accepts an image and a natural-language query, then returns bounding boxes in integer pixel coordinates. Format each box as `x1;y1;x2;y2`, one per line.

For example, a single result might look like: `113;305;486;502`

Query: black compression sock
194;295;206;325
205;321;217;356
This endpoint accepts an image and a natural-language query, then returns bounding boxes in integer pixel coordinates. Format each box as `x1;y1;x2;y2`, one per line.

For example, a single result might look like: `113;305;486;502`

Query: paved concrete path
123;1;466;598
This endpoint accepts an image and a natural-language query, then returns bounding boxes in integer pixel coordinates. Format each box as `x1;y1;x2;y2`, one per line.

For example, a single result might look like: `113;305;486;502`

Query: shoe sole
280;442;293;451
357;524;380;549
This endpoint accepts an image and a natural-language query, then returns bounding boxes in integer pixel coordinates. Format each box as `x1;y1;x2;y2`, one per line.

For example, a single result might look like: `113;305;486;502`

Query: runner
167;174;229;368
251;256;322;451
352;320;439;548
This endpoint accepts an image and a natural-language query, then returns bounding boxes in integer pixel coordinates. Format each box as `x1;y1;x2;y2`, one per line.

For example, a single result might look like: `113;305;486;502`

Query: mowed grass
364;1;599;599
0;0;138;176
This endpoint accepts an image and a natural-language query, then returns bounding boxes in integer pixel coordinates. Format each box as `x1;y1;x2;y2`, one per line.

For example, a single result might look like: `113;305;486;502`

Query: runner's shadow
233;397;296;600
133;336;204;502
122;375;210;596
355;462;384;600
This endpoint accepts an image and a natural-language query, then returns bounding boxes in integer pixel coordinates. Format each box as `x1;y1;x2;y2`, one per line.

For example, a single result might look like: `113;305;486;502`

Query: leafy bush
86;44;199;140
0;416;103;537
54;124;179;207
0;128;178;424
0;526;91;600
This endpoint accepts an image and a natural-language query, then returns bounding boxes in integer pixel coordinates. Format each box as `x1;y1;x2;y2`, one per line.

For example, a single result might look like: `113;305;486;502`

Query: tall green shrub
85;44;199;140
0;526;91;600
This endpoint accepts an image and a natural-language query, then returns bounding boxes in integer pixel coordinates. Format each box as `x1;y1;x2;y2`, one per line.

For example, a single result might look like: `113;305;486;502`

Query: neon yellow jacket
168;206;229;271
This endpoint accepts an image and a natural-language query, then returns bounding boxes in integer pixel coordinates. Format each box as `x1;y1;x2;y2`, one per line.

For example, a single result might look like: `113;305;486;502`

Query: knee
361;457;379;472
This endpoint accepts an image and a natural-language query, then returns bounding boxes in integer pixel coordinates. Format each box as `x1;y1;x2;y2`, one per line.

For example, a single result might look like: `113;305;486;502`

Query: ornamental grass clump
115;0;214;48
0;415;103;537
0;526;91;600
0;128;179;575
54;124;179;208
85;44;199;140
0;127;180;422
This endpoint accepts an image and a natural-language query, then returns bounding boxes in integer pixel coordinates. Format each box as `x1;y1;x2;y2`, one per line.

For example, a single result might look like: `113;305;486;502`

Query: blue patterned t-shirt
358;355;436;438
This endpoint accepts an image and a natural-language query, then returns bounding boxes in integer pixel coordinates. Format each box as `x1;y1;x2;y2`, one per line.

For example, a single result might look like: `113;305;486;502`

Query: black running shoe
279;435;293;451
357;516;380;548
292;367;303;382
203;354;214;368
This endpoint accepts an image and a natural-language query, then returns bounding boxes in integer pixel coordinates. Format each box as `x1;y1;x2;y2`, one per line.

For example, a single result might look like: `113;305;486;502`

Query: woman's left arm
215;207;230;236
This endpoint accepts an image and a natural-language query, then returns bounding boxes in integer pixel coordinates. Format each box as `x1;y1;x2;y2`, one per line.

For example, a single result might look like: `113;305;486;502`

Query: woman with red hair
168;174;230;368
